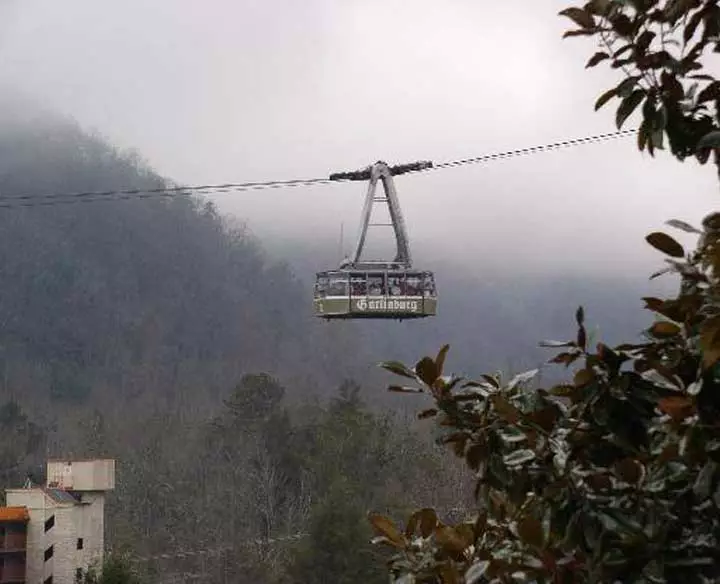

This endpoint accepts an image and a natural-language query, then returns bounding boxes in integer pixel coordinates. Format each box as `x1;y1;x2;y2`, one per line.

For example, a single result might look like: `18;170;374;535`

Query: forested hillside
0;103;678;582
0;105;372;408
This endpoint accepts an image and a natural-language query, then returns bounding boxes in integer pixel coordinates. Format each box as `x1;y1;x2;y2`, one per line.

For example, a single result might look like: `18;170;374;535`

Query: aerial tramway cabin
313;160;437;321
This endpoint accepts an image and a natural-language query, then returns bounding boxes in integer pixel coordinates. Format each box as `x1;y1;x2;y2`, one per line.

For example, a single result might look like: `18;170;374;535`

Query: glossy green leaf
379;360;417;379
503;449;535;467
697;130;720;149
435;344;450;377
415;357;439;386
666;219;701;234
616;89;646;129
558;7;596;28
645;231;685;258
595;87;619;111
586;51;610;68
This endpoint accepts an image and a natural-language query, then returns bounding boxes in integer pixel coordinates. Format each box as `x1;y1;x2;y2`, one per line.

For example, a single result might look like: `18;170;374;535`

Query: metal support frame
330;160;432;271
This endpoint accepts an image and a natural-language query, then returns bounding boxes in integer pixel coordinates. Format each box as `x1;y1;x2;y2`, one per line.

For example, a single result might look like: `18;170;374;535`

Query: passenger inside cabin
388;276;402;296
406;276;420;296
352;279;367;295
368;276;384;296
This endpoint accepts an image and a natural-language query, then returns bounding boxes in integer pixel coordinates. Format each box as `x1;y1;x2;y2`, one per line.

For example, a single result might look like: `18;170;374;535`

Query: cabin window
314;277;328;297
423;275;436;297
387;275;404;296
327;277;348;296
367;275;384;296
350;276;367;296
406;276;421;296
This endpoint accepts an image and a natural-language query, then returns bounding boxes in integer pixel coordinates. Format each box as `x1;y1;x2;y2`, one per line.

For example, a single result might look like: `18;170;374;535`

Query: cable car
313;160;437;320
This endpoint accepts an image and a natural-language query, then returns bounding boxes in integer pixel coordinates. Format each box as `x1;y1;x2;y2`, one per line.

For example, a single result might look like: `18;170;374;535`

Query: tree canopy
366;4;720;583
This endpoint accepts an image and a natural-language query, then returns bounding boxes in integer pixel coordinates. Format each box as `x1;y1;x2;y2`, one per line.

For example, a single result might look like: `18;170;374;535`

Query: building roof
0;507;29;523
43;488;81;504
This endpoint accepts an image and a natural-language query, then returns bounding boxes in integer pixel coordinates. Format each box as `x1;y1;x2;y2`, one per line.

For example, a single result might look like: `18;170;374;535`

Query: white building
1;459;115;584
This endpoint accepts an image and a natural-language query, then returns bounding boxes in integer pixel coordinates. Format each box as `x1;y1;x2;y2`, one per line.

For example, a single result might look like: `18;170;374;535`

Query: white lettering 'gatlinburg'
356;298;419;312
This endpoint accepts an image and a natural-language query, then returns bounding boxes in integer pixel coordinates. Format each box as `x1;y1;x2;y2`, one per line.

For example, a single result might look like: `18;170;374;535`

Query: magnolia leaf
613;458;644;485
693;461;717;500
646;232;685;258
550;352;580;367
380;361;417;379
577;324;587;351
595;87;618;110
698;82;720;104
503;449;535;467
516;516;544;548
700;316;720;369
586;51;610;68
574;368;595;387
658;396;695;422
465;561;490;584
418;408;438;419
435;344;450;377
492;395;522;423
499;426;528;444
388;385;424;394
368;513;405;548
440;563;461;584
415;357;439;386
539;339;577;348
404;511;419;539
563;29;596;37
466;443;488;470
480;374;500;388
687;380;703;396
666;219;701;234
616;89;646;129
435;525;469;555
697;130;720;149
507;368;539;390
418;508;438;538
650;267;672;280
649;321;682;338
558;7;596;28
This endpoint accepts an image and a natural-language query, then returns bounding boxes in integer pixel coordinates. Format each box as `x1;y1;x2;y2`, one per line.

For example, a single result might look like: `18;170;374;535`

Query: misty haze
0;1;716;583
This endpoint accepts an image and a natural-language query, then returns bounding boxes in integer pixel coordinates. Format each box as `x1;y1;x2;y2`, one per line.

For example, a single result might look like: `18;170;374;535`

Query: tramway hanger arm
329;160;432;270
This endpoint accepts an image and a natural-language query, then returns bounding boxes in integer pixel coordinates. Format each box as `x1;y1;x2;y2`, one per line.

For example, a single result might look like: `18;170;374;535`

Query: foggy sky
0;0;716;277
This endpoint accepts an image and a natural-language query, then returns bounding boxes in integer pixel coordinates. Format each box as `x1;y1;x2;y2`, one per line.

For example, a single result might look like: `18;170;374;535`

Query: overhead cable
0;129;636;210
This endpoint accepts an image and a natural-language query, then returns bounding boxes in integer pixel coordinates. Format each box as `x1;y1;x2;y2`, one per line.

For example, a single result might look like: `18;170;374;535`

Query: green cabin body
314;269;437;320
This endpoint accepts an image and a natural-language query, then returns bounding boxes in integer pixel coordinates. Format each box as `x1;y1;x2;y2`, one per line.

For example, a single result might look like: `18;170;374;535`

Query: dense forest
0;102;675;582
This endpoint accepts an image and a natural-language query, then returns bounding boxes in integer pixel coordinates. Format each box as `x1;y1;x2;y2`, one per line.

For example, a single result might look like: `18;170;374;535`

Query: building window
76;568;83;582
44;545;54;561
44;515;55;532
44;577;53;584
77;538;84;550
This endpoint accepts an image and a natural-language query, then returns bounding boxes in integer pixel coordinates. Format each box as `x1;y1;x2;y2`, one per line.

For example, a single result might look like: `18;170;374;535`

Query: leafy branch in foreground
369;217;720;582
560;0;720;166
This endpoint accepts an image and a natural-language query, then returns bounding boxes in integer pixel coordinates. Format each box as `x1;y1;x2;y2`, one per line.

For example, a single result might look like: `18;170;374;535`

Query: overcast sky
0;0;716;276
